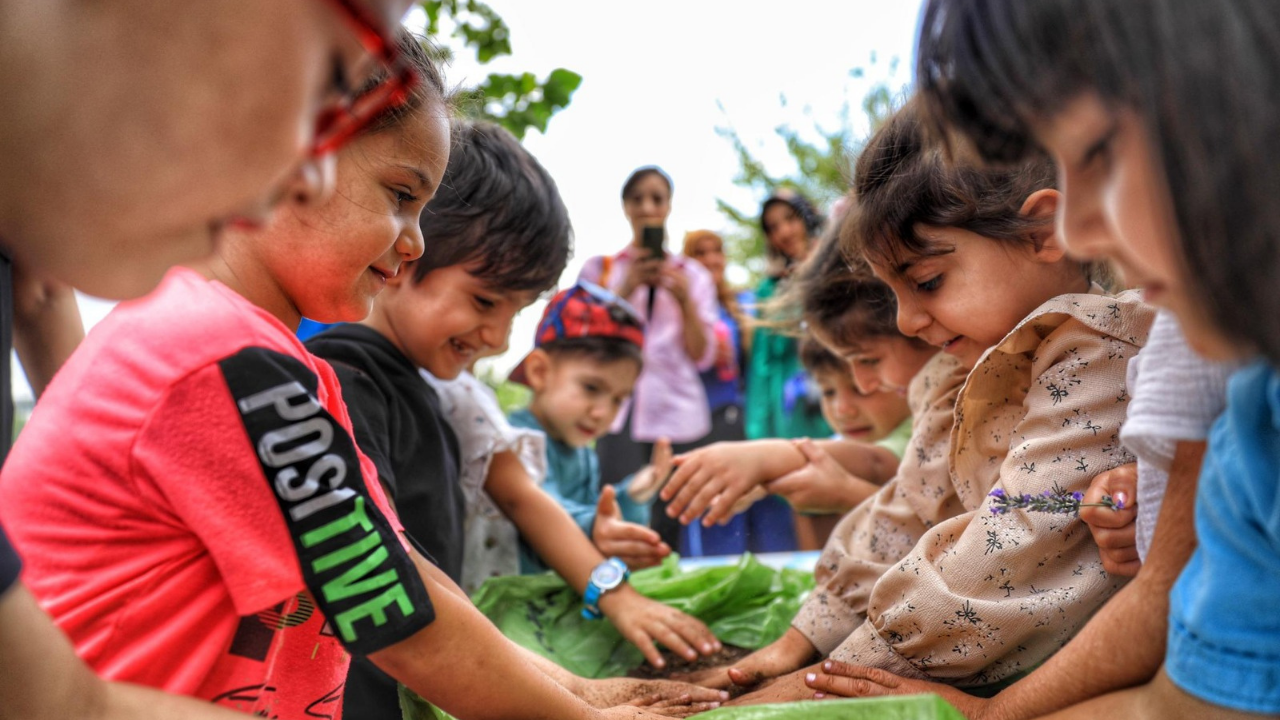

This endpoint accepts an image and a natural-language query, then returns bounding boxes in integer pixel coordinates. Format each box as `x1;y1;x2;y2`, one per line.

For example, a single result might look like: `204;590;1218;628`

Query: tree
715;56;904;284
420;1;582;139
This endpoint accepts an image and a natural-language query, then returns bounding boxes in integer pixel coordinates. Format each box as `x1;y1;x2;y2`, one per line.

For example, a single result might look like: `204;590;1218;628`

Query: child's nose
896;294;931;338
850;365;880;395
397;223;425;262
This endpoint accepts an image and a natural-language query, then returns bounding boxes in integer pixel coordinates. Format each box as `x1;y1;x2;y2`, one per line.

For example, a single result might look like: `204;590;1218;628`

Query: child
818;2;1277;718
663;229;947;528
505;283;683;571
787;336;912;547
689;99;1155;704
307;122;720;717
0;35;703;720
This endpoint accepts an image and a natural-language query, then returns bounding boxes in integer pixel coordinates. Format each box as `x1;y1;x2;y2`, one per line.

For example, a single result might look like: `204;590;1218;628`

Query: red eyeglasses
312;0;420;156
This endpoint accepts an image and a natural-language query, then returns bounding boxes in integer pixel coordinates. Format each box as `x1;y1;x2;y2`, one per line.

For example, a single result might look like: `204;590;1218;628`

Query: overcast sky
28;1;922;401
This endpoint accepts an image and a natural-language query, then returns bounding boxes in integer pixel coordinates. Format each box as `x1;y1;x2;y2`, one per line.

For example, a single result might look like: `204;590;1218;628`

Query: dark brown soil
626;644;753;697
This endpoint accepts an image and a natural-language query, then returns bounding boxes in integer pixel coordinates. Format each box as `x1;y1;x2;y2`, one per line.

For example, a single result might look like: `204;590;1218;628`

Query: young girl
811;3;1278;718
691;99;1156;705
0;34;704;720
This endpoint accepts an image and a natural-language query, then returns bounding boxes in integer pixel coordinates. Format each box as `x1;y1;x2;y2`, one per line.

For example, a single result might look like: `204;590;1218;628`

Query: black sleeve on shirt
0;520;21;598
326;361;399;499
217;346;434;656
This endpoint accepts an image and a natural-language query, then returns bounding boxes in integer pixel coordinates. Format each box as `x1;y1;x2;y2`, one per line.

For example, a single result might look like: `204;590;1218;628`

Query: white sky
19;0;921;401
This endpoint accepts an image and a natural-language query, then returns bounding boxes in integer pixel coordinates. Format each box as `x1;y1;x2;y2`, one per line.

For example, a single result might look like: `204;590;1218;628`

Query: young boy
307;122;721;718
785;337;913;547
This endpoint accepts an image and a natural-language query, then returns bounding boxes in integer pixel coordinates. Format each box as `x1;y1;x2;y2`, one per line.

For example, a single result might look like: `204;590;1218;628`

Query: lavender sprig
988;487;1125;517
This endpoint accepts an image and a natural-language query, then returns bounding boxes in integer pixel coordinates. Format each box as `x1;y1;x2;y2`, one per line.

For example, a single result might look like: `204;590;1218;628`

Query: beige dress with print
797;288;1155;686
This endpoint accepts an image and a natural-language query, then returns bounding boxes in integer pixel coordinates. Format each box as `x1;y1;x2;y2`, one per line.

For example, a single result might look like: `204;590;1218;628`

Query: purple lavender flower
987;487;1125;517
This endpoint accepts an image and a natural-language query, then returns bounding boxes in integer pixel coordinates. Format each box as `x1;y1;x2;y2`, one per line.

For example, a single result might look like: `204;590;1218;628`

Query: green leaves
418;1;582;139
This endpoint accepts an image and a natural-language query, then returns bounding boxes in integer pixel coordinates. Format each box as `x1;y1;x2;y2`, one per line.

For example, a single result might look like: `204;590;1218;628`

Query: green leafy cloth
470;553;814;678
696;695;966;720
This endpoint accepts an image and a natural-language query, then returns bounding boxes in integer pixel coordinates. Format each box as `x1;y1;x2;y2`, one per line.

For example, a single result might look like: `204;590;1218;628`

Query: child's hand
1080;462;1139;576
628;438;673;505
598;584;721;669
594;485;670;569
580;671;728;711
764;438;875;515
661;443;768;526
726;487;768;518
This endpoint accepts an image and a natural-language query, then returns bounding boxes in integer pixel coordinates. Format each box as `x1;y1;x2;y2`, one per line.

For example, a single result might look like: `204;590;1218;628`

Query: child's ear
1020;188;1069;263
524;349;552;392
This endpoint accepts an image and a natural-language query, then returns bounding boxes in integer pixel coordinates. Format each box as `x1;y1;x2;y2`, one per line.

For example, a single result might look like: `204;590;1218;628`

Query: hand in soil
582;677;728;709
724;666;819;707
634;645;751;695
625;691;724;718
599;586;720;668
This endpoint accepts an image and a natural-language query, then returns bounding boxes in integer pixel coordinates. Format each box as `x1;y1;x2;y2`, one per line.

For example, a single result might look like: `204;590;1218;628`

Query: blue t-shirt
508;408;648;574
0;521;19;597
1166;359;1280;713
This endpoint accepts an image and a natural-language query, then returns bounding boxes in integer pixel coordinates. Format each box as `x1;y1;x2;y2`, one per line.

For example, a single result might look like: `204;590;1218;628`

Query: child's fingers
596;484;621;519
1081;464;1137;529
626;629;665;669
791;437;826;463
663;612;720;656
603;539;667;559
681;480;728;526
660;456;696;503
647;621;698;662
600;519;661;545
667;467;718;520
725;486;767;517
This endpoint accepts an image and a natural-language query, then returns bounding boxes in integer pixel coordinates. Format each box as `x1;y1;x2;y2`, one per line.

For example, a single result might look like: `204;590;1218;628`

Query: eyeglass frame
312;0;420;157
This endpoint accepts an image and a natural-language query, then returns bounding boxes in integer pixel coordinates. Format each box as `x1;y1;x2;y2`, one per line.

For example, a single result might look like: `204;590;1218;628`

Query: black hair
789;219;923;354
410;119;572;293
541;336;643;372
915;0;1280;361
847;98;1060;274
362;31;449;134
621;166;673;201
759;189;823;277
799;335;845;376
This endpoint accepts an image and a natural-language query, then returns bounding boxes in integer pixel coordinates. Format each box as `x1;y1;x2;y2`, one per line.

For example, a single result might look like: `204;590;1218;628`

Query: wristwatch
581;557;630;619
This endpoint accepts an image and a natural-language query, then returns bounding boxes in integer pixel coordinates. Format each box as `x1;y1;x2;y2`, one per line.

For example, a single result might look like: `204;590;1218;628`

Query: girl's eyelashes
473;294;496;310
392;187;419;205
916;274;943;293
1079;122;1119;171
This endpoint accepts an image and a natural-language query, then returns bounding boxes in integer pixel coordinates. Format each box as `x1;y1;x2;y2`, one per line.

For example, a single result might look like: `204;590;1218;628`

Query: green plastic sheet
470;553;814;679
695;695;966;720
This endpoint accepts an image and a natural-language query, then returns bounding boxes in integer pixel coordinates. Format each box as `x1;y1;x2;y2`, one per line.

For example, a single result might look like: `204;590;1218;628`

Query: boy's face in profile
378;263;539;380
811;365;911;443
527;353;640;447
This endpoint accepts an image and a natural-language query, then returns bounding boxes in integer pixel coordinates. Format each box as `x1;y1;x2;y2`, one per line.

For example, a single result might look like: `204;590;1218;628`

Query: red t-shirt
0;268;433;718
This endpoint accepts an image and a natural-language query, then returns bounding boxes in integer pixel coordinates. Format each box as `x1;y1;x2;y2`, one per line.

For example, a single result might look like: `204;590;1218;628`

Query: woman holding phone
577;166;720;549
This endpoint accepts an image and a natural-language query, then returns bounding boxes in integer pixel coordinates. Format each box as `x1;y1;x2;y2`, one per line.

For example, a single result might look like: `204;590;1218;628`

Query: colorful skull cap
508;281;645;386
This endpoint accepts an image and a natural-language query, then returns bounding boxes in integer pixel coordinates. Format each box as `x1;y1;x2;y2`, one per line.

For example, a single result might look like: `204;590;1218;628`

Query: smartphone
641;226;667;259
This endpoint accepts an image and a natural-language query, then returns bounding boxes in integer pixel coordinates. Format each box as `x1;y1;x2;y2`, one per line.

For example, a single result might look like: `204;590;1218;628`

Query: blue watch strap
581;557;629;620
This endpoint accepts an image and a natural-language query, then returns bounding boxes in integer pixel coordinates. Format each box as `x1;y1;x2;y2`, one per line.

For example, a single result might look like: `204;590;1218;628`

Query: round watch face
592;562;624;588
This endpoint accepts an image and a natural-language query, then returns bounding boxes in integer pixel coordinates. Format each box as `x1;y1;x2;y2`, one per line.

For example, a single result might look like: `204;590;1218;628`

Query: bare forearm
1038;668;1260;720
817;441;900;485
371;553;599;720
11;269;83;398
680;302;708;361
503;479;601;594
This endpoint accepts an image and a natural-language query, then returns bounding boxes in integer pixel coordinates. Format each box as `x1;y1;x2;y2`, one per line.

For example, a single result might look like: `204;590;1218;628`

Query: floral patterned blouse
794;288;1155;686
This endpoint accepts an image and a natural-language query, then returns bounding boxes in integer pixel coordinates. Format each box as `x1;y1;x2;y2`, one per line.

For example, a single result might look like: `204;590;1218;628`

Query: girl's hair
621;166;673;200
411;119;572;293
791;219;926;354
682;229;743;321
798;335;845;376
759;189;823;278
914;0;1280;361
362;31;449;134
847;98;1060;274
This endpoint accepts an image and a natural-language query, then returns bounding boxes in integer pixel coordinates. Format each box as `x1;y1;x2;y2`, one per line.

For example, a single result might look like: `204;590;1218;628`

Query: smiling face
687;236;727;283
622;172;672;242
525;351;641;447
0;0;416;299
869;201;1090;370
242;103;450;328
762;202;811;262
374;263;541;381
813;326;939;397
1034;92;1237;359
811;365;911;442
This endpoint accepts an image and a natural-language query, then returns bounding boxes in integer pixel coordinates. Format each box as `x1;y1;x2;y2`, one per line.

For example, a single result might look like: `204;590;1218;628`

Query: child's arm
484;451;721;667
763;438;885;515
661;438;900;526
370;549;674;720
0;582;256;720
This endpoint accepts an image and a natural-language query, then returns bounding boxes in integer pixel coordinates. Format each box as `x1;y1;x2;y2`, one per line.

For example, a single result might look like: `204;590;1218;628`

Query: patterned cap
508;281;645;386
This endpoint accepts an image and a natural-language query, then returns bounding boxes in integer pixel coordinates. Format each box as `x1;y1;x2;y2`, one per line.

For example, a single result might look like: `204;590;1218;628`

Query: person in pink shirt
578;166;720;549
